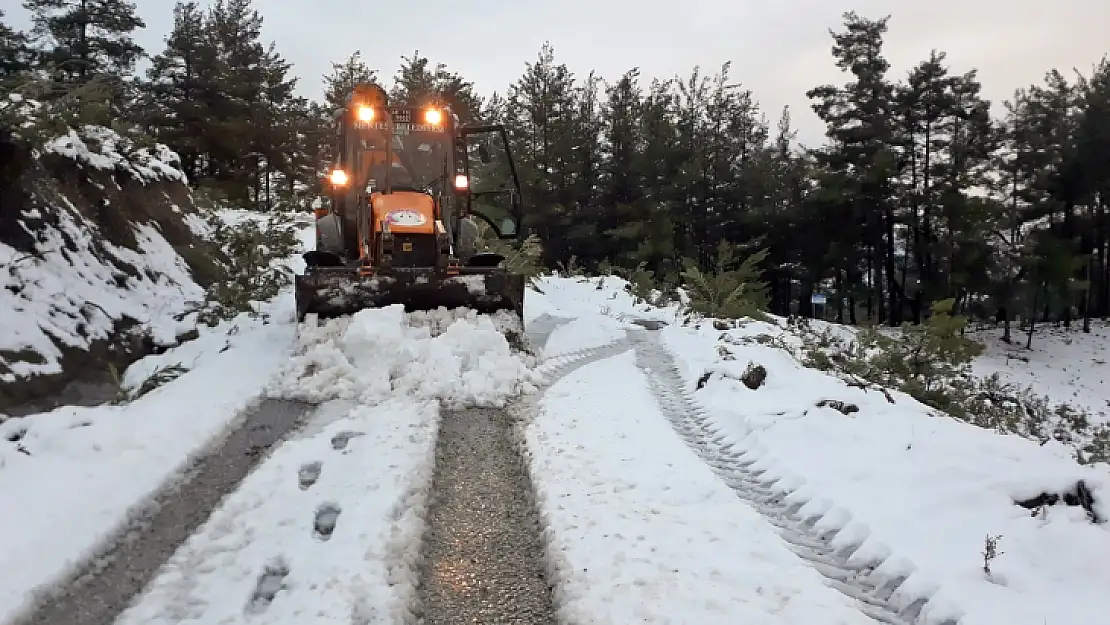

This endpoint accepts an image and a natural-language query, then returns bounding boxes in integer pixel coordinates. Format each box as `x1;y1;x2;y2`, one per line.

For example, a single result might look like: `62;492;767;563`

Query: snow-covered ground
528;349;874;624
665;318;1110;625
971;322;1110;423
0;212;316;623
4;263;1110;625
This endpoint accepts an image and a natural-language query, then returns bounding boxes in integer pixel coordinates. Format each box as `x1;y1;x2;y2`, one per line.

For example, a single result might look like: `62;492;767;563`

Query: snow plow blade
295;267;525;322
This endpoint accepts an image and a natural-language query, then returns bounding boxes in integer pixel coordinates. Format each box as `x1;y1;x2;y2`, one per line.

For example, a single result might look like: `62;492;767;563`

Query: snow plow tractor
295;83;526;326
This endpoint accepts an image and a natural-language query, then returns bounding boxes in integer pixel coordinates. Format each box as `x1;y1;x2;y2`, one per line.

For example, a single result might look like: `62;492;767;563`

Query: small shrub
680;241;769;320
555;255;586;278
741;362;767;389
110;362;190;404
182;213;301;326
982;534;1003;577
624;262;677;307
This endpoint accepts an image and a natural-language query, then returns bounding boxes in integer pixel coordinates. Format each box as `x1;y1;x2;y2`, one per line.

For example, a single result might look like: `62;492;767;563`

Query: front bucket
294;266;525;322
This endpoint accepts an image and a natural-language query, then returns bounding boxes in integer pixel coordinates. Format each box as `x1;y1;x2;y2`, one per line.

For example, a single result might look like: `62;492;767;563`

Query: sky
6;0;1109;145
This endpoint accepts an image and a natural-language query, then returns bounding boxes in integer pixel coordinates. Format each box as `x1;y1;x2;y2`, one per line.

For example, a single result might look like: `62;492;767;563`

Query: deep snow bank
0;121;225;413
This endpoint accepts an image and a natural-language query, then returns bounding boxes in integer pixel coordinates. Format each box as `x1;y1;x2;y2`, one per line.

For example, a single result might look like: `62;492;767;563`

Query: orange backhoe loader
295;83;526;326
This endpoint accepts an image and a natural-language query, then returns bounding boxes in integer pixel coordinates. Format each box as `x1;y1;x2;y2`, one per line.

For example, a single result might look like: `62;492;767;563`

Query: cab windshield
356;120;450;192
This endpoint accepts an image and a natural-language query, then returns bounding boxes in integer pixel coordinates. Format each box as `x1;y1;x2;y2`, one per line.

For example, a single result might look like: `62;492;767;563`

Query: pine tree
144;0;214;180
389;51;482;124
808;11;898;324
504;42;581;264
322;50;377;112
23;0;145;84
0;10;33;80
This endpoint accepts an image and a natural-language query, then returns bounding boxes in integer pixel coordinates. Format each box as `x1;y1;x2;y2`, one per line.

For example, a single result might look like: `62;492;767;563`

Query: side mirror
478;144;491;164
500;217;516;236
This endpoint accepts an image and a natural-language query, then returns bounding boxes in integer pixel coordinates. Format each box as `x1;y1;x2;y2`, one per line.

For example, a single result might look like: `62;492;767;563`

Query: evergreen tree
389;51;483;123
322;50;377;111
807;11;898;324
23;0;145;83
0;10;33;80
144;0;214;180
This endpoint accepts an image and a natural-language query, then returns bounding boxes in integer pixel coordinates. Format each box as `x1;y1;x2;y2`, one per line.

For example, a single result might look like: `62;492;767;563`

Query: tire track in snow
630;329;961;625
8;398;313;625
411;315;632;624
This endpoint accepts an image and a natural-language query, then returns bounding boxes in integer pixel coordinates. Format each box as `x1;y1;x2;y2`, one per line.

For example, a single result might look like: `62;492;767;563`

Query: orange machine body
369;191;437;235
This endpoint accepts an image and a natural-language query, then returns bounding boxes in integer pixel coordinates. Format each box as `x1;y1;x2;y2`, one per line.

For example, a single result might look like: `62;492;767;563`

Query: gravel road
413;405;557;625
8;398;312;625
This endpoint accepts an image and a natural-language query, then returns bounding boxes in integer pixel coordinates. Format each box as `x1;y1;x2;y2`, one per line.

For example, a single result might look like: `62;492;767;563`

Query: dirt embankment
0;128;225;415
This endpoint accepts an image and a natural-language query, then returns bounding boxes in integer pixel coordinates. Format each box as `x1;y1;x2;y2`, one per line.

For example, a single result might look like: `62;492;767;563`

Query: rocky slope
0;121;225;415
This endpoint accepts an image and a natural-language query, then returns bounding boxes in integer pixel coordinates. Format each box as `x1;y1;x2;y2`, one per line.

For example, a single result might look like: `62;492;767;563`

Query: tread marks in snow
410;325;633;625
630;331;960;625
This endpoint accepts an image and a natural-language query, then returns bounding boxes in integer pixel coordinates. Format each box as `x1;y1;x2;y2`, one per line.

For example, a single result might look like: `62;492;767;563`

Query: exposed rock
1015;480;1099;523
816;399;859;415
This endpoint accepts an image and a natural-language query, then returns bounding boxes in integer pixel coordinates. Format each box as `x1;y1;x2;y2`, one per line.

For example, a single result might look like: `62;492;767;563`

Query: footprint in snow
245;557;290;614
314;502;342;540
298;461;322;490
331;430;363;451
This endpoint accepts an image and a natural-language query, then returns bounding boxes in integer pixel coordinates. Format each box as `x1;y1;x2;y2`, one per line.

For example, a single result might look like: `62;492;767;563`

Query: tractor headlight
424;108;443;125
330;169;349;185
356;106;374;121
453;174;468;190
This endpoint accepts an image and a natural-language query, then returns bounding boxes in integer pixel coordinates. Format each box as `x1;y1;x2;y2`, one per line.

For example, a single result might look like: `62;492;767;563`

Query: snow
43;126;186;184
0;313;298;623
0;203;204;380
270;306;540;409
663;318;1110;625
114;303;543;622
540;314;628;358
0;124;198;381
115;398;437;625
527;349;874;624
971;322;1110;424
5;257;1110;625
0;209;316;623
528;273;680;325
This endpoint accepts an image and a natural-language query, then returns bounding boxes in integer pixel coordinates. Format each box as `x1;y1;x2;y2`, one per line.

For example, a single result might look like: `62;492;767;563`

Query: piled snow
0;314;299;623
663;319;1110;625
527;273;680;325
270;305;540;408
971;322;1110;424
115;398;437;625
526;350;874;624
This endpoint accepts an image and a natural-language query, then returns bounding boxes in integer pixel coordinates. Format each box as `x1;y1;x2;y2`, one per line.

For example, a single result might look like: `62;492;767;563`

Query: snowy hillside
1;268;1107;625
0;121;228;413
